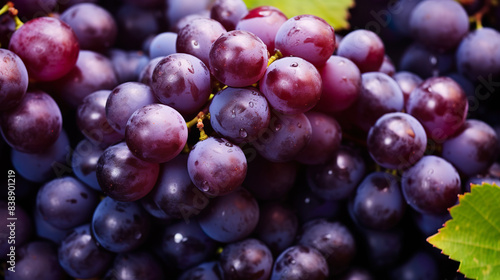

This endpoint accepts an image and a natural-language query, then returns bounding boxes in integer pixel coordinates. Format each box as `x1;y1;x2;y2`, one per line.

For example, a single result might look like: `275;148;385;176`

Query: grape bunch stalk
1;0;500;279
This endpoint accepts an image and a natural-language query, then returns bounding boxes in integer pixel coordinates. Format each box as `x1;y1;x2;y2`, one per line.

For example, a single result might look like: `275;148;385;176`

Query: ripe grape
148;32;177;59
219;238;273;280
271;245;329;280
393;71;422;105
337;29;385;73
210;0;248;31
102;251;165;280
0;49;28;111
71;139;103;191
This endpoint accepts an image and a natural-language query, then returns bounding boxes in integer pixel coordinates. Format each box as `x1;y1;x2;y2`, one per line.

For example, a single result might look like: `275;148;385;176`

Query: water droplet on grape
274;123;282;131
428;169;434;175
201;181;210;191
249;102;254;108
231;110;236;118
225;142;233;147
239;128;248;138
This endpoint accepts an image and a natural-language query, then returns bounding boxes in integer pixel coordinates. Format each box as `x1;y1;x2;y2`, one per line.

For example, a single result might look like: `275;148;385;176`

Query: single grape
102;251;165;280
187;137;247;196
34;206;69;244
412;210;451;237
271;245;329;280
166;0;213;28
337;29;385;73
402;155;461;214
108;49;150;83
173;11;211;33
210;0;248;31
148;32;177;59
71;139;103;191
219;238;273;280
388;251;439;280
274;14;335;67
292;187;342;224
96;142;160;201
209;30;268;87
399;43;455;79
138;56;164;87
393;71;422;105
259;56;322;115
0;49;28;111
114;4;163;49
1;90;62;153
378;55;396;76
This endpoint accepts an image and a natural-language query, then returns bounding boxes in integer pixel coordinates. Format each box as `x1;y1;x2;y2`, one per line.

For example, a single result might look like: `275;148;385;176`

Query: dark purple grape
209;86;271;144
60;3;117;51
176;18;227;67
442;119;499;177
58;223;114;278
271;245;329;280
71;139;103;191
295;111;342;165
209;30;268;87
108;49;150;84
149;32;177;59
292;187;342;224
77;90;123;149
178;261;222;280
1;90;62;153
456;27;500;82
219;238;273;280
0;201;32;257
275;14;335;67
409;0;468;52
159;220;216;270
337;29;385;73
244;155;298;200
351;172;406;230
0;49;28;111
96;142;160;202
144;154;210;220
187;137;247;196
402;155;461;214
151;53;212;116
367;112;427;170
4;241;65;280
356;225;405;269
138;56;164;86
8;17;79;81
252;111;312;162
255;202;298;256
105;82;158;136
406;76;468;142
388;251;439;280
125;104;188;163
259;56;322;115
34;207;69;244
393;71;422;105
36;177;99;230
103;251;165;280
351;72;404;132
297;219;356;275
314;55;361;113
236;6;287;52
197;187;259;243
11;129;70;183
210;0;248;31
114;4;164;50
92;196;151;253
378;55;395;76
412;210;451;237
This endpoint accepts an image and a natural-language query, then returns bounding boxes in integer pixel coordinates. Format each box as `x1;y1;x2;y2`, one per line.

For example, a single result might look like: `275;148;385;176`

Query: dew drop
231;110;236;118
249;102;254;108
274;123;282;131
239;128;248;138
201;181;210;191
225;142;233;147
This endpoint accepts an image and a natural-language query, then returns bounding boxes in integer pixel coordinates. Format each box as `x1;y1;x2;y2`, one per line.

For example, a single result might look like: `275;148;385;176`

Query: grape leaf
427;183;500;280
242;0;354;30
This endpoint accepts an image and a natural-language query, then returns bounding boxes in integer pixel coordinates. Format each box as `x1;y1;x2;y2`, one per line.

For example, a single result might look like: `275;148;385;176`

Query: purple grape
176;18;227;67
351;172;406;230
210;0;248;31
442;119;499;177
178;261;222;280
409;0;468;52
60;3;117;51
274;14;335;67
77;90;123;149
114;4;164;50
149;32;177;59
108;49;150;83
399;43;455;79
92;196;151;253
388;251;439;280
292;187;342;224
151;53;212;116
295;111;342;165
219;238;273;280
96;142;160;202
402;155;461;214
412;210;451;237
34;207;69;244
4;241;65;280
138;56;164;86
337;29;385;73
406;76;468;142
252;111;312;162
236;6;288;52
0;90;62;153
42;50;118;109
197;187;259;243
36;177;99;230
209;86;271;144
103;251;165;280
71;139;104;191
58;223;114;279
0;201;32;257
393;71;422;105
367;112;427;170
105;82;158;136
209;30;268;87
259;56;322;115
378;55;396;76
166;0;213;28
314;55;361;113
255;202;298;256
0;49;28;111
158;220;216;270
271;245;329;280
307;145;366;201
173;10;211;33
297;219;356;275
125;104;188;163
187;137;247;196
9;17;79;81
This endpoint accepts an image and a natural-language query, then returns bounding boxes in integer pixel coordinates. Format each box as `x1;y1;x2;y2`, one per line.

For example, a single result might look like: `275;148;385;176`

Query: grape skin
0;49;28;111
271;245;329;280
337;29;385;73
219;238;273;280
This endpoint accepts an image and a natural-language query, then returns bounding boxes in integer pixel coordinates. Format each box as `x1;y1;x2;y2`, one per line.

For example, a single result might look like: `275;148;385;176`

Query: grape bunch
1;0;500;279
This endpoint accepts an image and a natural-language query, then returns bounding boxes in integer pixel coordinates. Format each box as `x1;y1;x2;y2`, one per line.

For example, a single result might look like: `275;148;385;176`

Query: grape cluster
1;0;500;279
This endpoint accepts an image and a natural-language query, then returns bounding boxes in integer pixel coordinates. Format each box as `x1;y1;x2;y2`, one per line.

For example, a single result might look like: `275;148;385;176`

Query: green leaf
427;183;500;280
242;0;354;30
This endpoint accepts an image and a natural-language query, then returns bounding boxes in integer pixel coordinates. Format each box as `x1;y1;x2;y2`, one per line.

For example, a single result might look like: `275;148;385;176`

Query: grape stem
0;2;24;30
469;0;492;29
268;50;283;67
